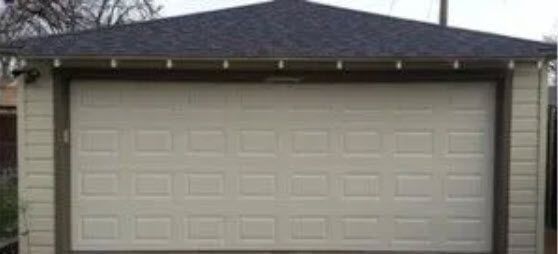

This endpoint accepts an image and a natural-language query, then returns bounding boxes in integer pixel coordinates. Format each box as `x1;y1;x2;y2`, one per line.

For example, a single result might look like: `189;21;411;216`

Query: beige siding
17;62;547;254
18;63;55;254
508;64;547;254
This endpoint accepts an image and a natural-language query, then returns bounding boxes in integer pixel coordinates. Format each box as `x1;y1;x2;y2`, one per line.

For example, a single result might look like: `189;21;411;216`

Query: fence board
0;113;16;172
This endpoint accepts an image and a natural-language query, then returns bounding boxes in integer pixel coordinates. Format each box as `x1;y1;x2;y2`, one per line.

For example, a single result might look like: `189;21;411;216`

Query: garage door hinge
62;129;69;144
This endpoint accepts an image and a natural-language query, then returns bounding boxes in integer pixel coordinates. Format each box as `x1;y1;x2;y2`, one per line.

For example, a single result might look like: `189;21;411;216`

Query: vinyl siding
18;63;55;254
508;63;547;254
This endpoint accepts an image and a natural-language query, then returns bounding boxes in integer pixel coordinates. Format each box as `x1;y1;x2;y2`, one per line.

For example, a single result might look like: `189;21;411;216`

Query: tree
0;0;162;76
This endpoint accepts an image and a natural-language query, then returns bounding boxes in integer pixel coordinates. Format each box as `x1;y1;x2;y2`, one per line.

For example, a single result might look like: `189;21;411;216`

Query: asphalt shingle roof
10;0;557;59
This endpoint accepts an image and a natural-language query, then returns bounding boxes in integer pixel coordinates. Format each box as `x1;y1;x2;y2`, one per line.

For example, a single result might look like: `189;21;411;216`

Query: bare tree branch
0;0;162;76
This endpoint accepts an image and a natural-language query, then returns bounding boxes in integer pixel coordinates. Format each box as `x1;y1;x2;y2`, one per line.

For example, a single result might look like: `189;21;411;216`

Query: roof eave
17;54;554;61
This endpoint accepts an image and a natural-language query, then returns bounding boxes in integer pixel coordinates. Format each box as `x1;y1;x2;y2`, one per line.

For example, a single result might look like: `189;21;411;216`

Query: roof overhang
20;56;552;72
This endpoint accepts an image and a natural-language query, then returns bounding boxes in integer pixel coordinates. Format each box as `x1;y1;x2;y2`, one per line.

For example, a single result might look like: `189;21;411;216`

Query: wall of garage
16;62;548;254
509;64;547;254
17;63;55;254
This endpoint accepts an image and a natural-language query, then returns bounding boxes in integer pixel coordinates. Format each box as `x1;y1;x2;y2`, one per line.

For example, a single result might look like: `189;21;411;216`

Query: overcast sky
157;0;558;41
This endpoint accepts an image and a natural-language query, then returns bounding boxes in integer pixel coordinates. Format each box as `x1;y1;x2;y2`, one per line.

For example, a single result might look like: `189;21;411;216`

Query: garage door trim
53;69;512;254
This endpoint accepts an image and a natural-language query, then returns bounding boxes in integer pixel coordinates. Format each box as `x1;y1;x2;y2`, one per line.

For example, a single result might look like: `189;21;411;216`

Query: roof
8;0;557;59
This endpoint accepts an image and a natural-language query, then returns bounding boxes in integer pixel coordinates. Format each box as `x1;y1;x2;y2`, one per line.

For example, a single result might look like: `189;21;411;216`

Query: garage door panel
71;81;494;251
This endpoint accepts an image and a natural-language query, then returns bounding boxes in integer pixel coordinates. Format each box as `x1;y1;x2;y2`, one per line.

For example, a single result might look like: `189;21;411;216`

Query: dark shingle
12;0;557;59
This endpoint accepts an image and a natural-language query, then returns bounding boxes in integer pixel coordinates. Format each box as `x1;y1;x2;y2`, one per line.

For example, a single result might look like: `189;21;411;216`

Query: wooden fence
0;111;17;253
0;112;16;172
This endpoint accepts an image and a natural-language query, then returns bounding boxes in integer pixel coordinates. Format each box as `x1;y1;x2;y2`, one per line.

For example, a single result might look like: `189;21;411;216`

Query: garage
70;80;494;251
9;0;555;253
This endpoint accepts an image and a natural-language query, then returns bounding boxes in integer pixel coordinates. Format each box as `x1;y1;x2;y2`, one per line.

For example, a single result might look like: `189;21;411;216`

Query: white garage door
71;81;494;252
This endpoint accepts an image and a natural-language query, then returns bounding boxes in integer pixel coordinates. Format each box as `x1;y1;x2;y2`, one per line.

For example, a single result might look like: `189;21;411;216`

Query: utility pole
439;0;448;26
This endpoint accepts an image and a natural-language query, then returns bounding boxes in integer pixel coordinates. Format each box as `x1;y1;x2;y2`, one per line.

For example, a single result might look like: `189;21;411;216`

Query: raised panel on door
71;81;494;251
